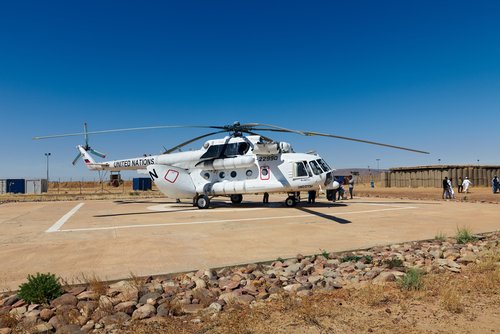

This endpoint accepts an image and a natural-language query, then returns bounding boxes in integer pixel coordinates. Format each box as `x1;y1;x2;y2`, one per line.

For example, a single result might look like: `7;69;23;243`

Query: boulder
32;322;54;334
156;303;170;317
68;287;86;296
100;312;131;327
132;304;156;320
138;292;160;305
77;291;99;301
180;304;204;314
51;294;78;308
40;308;55;321
114;301;137;315
208;302;223;313
55;324;84;334
373;272;396;283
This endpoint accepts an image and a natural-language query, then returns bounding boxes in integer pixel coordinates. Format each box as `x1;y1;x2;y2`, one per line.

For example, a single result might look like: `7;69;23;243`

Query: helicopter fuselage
78;135;339;205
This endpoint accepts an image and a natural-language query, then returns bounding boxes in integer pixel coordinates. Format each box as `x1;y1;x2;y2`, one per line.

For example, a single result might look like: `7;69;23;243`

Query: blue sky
1;1;499;179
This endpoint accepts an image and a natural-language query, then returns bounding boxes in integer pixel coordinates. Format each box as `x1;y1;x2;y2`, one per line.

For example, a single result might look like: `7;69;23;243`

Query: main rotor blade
33;125;225;140
241;130;275;142
245;124;429;154
240;123;306;135
163;130;227;154
302;131;430;154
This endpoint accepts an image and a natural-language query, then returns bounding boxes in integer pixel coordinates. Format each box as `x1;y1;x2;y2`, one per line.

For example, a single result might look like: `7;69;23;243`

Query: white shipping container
25;179;48;194
0;179;6;194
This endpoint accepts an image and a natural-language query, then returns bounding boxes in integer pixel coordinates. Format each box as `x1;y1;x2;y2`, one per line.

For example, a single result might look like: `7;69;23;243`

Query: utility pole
376;158;380;172
44;153;51;181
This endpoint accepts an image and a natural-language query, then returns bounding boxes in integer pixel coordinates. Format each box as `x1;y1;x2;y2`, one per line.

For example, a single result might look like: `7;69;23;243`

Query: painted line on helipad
55;206;416;233
46;203;85;233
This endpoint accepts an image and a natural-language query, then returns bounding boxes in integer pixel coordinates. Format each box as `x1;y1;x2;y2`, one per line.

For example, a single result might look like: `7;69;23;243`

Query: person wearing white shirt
462;177;472;194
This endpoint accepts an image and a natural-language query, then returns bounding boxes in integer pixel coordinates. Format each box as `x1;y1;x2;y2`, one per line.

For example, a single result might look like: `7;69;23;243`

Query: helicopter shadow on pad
294;206;351;224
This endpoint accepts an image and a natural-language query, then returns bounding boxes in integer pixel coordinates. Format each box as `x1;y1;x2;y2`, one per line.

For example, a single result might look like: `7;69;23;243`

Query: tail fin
77;145;96;165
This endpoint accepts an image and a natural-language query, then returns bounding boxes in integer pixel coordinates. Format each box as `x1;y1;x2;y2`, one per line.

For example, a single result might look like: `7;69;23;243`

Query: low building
380;165;500;188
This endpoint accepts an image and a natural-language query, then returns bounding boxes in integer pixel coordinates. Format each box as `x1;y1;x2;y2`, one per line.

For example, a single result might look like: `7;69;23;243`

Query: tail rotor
72;123;106;165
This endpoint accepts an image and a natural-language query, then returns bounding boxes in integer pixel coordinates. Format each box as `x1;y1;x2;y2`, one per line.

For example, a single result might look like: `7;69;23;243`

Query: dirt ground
119;252;500;334
355;185;500;204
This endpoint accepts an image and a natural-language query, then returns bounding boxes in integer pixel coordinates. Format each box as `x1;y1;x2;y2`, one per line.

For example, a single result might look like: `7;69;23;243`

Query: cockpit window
294;162;309;177
309;160;322;175
201;142;250;160
316;159;331;172
303;161;312;177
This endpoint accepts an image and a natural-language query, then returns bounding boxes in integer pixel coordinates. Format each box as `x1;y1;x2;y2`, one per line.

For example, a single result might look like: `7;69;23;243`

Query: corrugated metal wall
382;166;500;188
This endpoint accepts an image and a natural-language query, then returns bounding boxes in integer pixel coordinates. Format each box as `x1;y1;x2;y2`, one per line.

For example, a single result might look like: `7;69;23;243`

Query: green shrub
456;227;476;244
18;273;63;304
320;249;329;259
340;255;372;263
397;268;424;291
340;255;362;263
383;258;404;269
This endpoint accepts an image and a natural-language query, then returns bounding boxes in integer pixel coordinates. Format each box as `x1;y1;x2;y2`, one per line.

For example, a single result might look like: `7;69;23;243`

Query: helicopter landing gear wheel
196;194;210;209
285;196;297;207
230;194;243;204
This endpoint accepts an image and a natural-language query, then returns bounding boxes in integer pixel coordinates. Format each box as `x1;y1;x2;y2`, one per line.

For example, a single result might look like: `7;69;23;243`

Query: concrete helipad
0;196;499;290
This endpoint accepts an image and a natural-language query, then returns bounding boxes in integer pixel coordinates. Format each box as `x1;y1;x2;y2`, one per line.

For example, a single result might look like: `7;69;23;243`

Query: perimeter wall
379;165;500;188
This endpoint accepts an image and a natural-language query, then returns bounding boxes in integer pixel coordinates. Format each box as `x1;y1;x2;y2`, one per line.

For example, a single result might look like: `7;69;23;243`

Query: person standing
492;175;499;194
442;177;450;199
308;190;317;203
348;175;355;199
337;183;345;201
448;178;455;199
457;177;463;193
263;192;269;203
462;177;472;194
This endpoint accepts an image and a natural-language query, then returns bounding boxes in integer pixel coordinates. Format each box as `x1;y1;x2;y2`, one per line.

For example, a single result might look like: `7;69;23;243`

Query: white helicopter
34;122;428;209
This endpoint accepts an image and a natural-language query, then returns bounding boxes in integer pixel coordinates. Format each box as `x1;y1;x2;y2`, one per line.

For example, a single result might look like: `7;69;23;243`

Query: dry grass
80;273;107;296
440;286;464;313
356;283;392;306
128;272;146;291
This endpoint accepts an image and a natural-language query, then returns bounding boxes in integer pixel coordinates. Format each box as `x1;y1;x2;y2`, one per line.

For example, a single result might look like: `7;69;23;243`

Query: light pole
44;153;51;181
376;159;380;172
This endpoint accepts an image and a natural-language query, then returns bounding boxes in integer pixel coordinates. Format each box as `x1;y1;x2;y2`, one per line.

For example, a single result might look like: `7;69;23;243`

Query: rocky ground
1;231;499;334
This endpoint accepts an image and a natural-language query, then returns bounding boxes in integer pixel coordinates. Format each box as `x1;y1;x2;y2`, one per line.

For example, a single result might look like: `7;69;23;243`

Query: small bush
320;249;329;259
434;232;446;241
456;227;476;244
340;255;362;263
383;258;404;268
340;255;372;263
397;268;424;291
276;257;285;263
18;273;63;304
